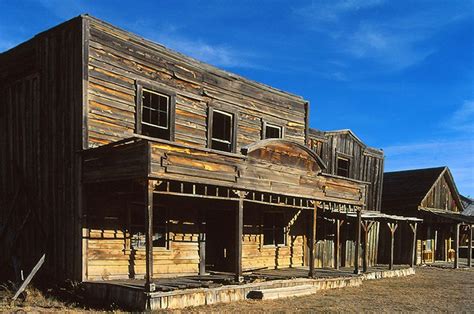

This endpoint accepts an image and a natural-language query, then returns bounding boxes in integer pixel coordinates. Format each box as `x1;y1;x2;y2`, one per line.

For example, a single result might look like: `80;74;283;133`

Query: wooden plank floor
93;265;411;292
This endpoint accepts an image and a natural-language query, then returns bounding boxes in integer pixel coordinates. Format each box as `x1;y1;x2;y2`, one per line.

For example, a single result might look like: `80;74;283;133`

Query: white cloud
444;100;474;133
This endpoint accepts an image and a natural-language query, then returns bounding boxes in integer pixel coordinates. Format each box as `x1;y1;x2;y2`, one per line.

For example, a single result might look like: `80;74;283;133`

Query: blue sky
1;0;473;196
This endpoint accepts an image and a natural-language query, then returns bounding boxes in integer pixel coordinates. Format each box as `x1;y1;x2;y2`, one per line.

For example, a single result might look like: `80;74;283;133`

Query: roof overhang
419;207;474;224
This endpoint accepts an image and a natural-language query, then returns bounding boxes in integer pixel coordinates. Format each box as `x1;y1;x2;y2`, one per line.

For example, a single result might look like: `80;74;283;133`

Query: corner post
309;200;317;277
354;208;362;274
199;208;206;275
468;225;473;268
145;180;155;292
233;190;247;283
409;222;418;267
454;223;460;269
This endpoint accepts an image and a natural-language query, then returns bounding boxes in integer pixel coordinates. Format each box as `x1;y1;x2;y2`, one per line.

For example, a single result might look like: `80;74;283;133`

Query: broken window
130;205;168;249
336;157;350;177
263;212;286;246
210;109;235;152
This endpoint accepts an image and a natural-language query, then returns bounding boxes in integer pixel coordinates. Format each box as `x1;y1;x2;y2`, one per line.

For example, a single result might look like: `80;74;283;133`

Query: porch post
334;219;343;270
388;222;398;270
409;222;418;267
308;201;317;277
354;209;362;274
454;223;460;269
468;225;473;268
362;221;373;273
198;209;206;275
145;180;155;292
234;191;246;282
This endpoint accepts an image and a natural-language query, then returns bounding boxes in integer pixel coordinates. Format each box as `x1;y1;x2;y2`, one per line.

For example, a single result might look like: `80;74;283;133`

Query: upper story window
264;124;283;139
208;107;237;153
336;157;350;177
136;81;175;141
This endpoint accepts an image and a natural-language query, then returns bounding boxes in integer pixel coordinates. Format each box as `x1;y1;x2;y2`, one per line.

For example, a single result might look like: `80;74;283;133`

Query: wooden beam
145;180;155;292
361;221;374;273
12;254;45;301
387;222;398;270
354;209;362;274
409;222;417;267
199;209;206;275
233;190;247;282
454;223;460;269
468;225;473;268
334;219;344;270
308;201;317;277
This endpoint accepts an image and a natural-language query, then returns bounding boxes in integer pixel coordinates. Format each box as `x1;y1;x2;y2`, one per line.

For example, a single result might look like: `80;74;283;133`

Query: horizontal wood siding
85;18;306;150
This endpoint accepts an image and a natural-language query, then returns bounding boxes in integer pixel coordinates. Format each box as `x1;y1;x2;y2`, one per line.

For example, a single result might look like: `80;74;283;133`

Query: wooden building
308;129;385;269
380;167;474;267
0;15;417;289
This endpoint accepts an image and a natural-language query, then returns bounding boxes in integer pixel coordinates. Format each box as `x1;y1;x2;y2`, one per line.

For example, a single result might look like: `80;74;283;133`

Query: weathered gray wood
12;254;45;301
454;223;460;269
469;225;473;268
145;180;155;291
409;222;417;267
387;222;398;270
234;191;246;282
309;202;317;277
334;219;343;270
354;210;362;274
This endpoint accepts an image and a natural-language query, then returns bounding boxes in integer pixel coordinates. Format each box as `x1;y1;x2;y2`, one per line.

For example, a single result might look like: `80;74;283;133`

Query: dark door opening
206;209;235;272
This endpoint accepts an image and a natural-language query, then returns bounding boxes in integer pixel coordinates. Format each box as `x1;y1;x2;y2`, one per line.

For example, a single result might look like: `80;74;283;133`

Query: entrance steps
247;284;317;300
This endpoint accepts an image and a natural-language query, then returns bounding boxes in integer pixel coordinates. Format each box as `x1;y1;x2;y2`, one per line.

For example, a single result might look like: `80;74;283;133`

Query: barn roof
461;195;474;216
382;167;448;212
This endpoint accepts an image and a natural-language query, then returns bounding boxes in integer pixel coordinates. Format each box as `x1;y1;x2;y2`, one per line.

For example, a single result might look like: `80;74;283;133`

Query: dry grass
1;267;472;312
185;267;474;313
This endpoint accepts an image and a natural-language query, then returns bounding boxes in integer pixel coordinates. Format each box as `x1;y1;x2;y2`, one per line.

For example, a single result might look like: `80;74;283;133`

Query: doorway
205;209;235;272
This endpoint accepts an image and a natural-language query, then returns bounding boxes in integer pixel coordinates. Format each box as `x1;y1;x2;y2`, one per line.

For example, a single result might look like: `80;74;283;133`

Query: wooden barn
380;167;474;267
0;15;419;299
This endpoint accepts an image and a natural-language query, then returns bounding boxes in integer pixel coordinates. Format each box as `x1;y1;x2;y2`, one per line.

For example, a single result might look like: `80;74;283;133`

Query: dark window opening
130;205;168;249
337;157;350;177
211;110;233;152
263;212;286;246
265;124;282;139
141;89;171;140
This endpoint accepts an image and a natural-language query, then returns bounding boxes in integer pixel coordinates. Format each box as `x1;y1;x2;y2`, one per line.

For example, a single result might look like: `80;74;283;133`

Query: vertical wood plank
308;202;317;277
354;209;361;274
468;225;472;268
334;219;341;270
145;180;155;291
235;194;244;282
454;223;460;269
410;223;417;267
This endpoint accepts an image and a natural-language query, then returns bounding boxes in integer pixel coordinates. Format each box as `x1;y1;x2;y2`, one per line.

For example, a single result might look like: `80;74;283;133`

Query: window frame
336;154;351;177
135;80;176;141
262;120;285;140
262;212;287;247
207;105;238;153
129;205;170;251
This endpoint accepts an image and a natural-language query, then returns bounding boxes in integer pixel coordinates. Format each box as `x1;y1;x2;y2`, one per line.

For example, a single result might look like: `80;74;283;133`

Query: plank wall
0;18;84;281
84;17;307;150
421;173;461;212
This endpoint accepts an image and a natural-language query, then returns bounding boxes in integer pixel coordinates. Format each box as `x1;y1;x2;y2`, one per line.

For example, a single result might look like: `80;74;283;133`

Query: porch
82;265;415;310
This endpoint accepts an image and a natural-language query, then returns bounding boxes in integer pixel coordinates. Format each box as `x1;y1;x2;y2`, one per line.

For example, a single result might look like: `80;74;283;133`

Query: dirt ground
187;267;474;313
1;267;472;312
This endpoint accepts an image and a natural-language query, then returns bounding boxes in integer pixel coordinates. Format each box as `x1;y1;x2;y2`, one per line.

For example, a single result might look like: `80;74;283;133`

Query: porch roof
323;210;422;223
419;207;474;225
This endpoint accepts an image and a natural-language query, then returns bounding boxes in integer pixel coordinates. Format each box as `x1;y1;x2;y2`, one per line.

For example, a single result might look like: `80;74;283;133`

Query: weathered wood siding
309;130;384;212
0;18;83;281
85;17;307;150
421;173;460;212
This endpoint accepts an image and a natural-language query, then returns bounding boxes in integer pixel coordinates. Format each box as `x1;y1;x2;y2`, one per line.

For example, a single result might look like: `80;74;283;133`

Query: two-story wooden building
380;167;474;267
0;15;377;287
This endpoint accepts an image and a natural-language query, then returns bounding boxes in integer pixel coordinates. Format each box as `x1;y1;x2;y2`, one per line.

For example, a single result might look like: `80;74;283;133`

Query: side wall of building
0;18;84;281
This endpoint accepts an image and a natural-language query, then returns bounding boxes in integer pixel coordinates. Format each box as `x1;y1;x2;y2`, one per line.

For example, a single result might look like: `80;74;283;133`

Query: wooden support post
361;221;374;273
454;223;460;269
387;222;398;270
409;222;418;267
308;201;317;277
468;225;473;268
354;209;362;274
199;209;206;275
232;190;247;282
334;219;343;270
145;180;155;292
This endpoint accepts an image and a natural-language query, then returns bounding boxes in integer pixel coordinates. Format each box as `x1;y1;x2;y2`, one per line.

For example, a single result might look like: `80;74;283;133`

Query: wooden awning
419;207;474;224
323;210;422;223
